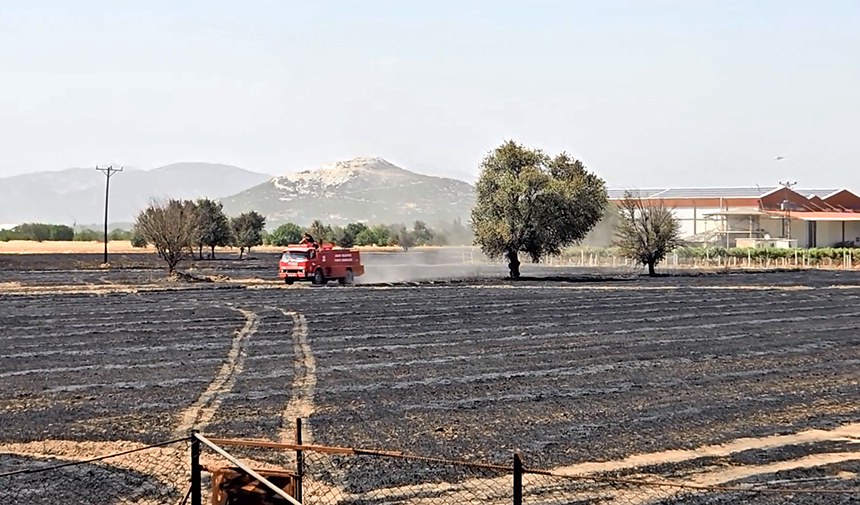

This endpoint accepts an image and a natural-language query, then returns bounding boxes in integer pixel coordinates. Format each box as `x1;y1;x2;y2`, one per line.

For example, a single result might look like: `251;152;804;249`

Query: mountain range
0;163;272;226
0;158;475;227
219;157;474;226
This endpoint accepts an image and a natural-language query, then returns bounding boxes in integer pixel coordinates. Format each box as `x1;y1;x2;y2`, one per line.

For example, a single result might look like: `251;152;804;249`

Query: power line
95;165;123;265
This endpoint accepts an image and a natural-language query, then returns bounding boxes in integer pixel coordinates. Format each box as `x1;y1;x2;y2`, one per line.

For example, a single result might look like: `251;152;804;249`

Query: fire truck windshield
282;251;309;261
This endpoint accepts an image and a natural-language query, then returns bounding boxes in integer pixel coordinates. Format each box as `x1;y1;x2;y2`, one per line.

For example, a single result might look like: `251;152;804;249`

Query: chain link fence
3;432;860;504
520;470;860;505
301;450;511;504
0;438;190;505
196;433;860;505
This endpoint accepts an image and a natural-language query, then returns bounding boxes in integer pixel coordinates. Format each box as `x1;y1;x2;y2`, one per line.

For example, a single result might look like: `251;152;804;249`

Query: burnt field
0;249;509;286
4;249;860;288
3;274;860;495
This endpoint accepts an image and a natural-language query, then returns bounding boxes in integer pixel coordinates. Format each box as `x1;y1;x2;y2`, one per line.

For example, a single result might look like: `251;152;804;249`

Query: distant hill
0;162;272;225
219;157;474;226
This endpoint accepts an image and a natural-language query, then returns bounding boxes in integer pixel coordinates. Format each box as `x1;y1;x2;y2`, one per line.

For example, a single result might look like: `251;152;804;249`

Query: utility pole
96;165;123;265
779;180;797;242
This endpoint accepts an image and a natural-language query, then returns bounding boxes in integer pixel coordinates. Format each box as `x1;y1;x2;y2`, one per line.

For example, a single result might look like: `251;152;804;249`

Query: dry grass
0;240;150;254
0;240;450;255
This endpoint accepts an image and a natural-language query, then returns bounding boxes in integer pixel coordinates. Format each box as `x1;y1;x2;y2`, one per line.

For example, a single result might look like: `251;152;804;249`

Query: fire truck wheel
339;269;354;285
313;269;326;285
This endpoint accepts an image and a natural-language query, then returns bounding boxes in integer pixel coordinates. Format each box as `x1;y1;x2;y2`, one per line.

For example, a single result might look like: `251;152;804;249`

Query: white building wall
637;204;860;248
845;222;860;245
672;207;723;237
816;221;844;247
760;218;783;239
792;220;810;248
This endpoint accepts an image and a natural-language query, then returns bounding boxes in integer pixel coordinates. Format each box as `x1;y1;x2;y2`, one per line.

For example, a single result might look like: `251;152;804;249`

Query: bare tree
614;192;682;277
134;199;197;275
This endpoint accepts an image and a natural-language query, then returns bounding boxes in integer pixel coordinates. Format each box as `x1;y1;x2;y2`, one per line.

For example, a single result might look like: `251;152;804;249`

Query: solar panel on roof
656;187;772;198
607;187;835;199
796;189;838;197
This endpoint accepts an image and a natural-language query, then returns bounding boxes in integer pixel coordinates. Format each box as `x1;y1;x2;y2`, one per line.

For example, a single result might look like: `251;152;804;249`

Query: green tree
50;225;75;241
336;222;367;247
74;229;102;242
230;211;266;259
16;223;50;242
471;141;608;278
134;199;197;274
307;220;332;244
355;225;393;246
130;229;148;248
269;222;304;247
614;192;682;277
412;221;434;245
108;228;132;241
354;229;374;246
389;224;415;251
329;226;356;247
345;222;368;239
194;199;232;259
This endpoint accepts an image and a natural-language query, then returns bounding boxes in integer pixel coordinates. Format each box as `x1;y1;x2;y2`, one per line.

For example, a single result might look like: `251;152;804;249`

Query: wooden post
513;453;523;505
295;418;303;503
191;431;202;505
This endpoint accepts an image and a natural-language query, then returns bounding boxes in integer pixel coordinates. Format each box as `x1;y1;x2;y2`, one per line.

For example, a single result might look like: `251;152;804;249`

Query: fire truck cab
278;244;364;285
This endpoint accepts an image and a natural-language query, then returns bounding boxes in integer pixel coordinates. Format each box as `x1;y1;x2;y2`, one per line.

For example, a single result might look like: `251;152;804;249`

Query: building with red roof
608;186;860;248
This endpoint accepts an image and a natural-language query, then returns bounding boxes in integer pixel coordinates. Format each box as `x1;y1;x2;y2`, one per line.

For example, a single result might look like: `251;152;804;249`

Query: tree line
133;199;266;273
0;223;142;243
264;219;468;250
132;198;476;273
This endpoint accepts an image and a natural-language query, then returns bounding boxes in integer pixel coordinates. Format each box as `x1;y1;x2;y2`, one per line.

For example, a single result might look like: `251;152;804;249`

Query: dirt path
279;310;316;445
173;307;258;437
551;423;860;477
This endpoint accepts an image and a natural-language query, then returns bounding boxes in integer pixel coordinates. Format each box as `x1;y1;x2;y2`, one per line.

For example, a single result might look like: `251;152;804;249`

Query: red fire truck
278;244;364;285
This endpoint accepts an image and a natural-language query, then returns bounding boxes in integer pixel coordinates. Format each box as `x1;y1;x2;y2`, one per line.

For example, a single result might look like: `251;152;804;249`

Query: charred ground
3;253;860;496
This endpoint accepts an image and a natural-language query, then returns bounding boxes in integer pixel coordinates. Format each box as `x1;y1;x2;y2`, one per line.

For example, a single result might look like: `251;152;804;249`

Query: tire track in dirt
278;309;316;445
533;423;860;505
0;302;271;502
566;451;860;505
550;423;860;476
272;309;353;503
173;307;257;437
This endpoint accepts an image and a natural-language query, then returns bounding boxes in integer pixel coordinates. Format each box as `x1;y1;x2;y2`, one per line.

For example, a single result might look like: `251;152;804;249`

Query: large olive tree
471;141;608;278
614;192;682;276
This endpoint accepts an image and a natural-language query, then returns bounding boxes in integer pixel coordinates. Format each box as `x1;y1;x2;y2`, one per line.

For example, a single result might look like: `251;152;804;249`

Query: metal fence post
513;453;523;505
295;418;303;503
191;431;202;505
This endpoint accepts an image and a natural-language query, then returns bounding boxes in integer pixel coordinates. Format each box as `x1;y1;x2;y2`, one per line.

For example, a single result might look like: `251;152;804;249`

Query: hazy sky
1;0;857;188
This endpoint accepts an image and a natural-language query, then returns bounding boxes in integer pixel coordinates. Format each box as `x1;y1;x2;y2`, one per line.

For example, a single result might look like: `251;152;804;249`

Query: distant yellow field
0;240;149;254
0;240;423;255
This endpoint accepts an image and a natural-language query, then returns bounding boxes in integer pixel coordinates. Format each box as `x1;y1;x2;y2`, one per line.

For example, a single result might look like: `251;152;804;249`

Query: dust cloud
355;248;505;284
